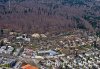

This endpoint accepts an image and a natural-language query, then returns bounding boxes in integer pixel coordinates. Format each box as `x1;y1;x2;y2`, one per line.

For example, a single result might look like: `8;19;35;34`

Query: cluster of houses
0;56;17;69
60;35;100;47
36;49;100;69
0;45;64;69
0;46;14;54
64;50;100;69
21;48;64;59
0;30;100;69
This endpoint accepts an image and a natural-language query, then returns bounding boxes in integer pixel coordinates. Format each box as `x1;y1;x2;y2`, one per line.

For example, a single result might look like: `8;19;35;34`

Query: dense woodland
0;0;100;34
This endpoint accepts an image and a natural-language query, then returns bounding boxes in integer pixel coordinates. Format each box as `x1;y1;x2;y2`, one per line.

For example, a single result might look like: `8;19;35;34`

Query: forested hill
0;0;100;33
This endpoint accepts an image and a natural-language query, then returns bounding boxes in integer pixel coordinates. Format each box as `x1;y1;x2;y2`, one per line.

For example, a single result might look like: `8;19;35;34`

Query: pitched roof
21;64;38;69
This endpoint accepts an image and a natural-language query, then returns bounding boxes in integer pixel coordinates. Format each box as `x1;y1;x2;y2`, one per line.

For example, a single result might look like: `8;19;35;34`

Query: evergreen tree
0;40;4;46
93;40;97;48
0;29;4;36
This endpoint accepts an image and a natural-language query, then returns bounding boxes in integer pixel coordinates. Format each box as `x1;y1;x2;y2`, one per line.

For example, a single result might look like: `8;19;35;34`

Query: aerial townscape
0;29;100;69
0;0;100;69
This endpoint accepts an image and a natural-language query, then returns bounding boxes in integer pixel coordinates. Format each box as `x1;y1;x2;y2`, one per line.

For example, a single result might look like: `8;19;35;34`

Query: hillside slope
0;0;100;33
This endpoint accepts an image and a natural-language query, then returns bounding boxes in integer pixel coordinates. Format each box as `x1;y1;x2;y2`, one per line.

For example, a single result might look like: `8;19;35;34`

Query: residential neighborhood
0;29;100;69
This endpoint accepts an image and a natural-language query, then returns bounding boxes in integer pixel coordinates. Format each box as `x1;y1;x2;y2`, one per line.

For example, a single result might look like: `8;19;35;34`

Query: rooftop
21;64;38;69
